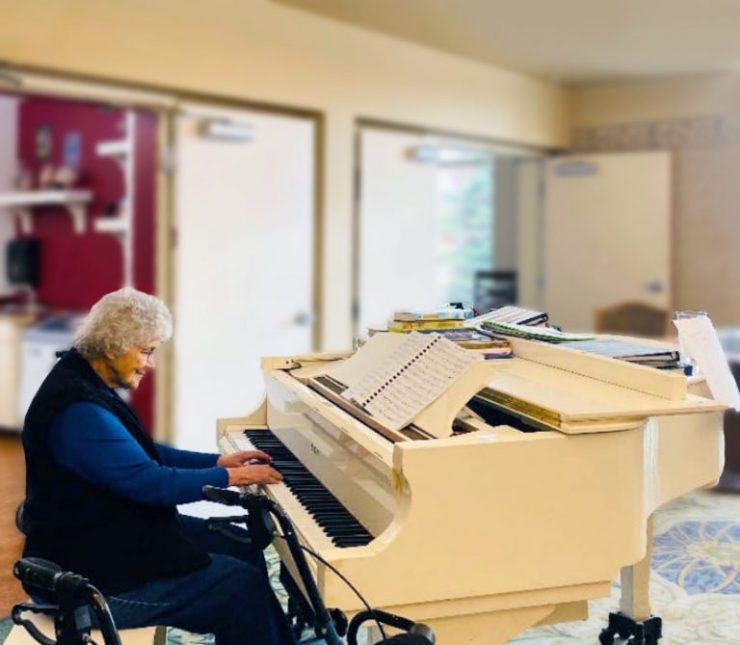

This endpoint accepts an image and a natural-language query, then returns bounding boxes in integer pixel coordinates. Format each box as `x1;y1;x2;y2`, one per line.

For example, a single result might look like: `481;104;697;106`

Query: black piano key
335;536;372;543
309;512;356;522
244;429;373;547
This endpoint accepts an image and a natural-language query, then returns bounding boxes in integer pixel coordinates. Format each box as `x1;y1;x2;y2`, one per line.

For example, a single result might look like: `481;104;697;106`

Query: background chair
595;302;670;338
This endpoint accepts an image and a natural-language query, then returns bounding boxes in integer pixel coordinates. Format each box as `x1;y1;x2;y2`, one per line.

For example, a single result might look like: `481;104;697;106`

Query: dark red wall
15;95;157;429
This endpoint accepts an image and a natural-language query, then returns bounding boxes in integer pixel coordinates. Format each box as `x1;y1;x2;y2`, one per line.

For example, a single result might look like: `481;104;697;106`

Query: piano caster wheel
601;612;662;645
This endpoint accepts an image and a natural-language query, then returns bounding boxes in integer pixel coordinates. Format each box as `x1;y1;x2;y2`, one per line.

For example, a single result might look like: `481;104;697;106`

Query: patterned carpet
3;490;739;644
509;490;740;645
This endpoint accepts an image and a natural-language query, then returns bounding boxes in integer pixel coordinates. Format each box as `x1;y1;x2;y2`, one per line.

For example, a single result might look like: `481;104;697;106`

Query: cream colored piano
218;336;726;644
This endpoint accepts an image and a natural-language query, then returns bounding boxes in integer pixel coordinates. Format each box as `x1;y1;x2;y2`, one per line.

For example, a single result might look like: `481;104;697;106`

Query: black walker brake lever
206;516;254;545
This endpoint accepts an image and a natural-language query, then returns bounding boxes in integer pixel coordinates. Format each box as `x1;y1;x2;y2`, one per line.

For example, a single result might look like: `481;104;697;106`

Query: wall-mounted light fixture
404;144;440;164
198;119;255;142
404;143;494;167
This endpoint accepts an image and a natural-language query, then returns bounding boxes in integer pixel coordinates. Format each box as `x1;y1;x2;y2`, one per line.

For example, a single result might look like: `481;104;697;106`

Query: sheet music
328;332;407;389
338;332;481;431
674;315;740;411
343;333;431;402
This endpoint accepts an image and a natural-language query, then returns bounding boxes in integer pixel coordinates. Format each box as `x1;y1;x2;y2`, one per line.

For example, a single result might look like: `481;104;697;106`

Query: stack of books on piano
466;305;549;328
478;320;595;342
388;308;470;333
385;308;508;351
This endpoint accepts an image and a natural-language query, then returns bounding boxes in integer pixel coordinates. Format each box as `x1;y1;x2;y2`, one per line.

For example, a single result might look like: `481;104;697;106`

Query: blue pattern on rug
652;520;740;595
510;491;740;644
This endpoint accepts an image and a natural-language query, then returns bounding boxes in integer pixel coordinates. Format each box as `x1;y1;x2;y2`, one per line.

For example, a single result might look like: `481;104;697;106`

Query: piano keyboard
244;429;374;548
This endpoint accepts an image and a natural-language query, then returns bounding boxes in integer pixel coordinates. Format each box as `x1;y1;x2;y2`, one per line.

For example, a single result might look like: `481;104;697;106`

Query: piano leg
600;516;663;645
620;514;654;620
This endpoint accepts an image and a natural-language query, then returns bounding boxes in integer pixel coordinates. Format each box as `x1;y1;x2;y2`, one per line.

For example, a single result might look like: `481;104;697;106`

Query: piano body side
308;423;722;640
494;341;726;512
648;379;725;511
317;425;648;609
254;362;699;603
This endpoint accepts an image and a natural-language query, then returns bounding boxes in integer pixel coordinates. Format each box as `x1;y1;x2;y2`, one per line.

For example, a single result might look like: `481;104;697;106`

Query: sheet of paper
674;316;740;411
343;333;432;403
341;333;481;431
328;332;407;389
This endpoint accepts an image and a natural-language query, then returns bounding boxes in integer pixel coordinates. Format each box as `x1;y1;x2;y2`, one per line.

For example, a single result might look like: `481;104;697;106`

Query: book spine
388;320;465;331
393;310;467;321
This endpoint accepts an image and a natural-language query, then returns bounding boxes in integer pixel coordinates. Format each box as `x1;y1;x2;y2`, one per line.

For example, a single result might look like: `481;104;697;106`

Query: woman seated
21;287;296;645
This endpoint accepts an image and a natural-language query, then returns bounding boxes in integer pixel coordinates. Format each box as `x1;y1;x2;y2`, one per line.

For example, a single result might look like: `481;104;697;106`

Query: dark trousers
106;514;297;645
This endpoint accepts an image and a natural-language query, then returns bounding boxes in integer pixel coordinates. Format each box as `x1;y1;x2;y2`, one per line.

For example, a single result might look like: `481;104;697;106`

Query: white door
358;128;438;334
543;152;671;331
173;103;315;451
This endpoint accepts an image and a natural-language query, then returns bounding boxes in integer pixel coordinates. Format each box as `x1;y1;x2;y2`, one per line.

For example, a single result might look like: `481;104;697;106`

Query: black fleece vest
22;348;210;594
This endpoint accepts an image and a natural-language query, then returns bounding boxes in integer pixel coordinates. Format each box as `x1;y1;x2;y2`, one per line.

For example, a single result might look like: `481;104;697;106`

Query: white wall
571;72;740;325
0;95;19;296
0;0;569;349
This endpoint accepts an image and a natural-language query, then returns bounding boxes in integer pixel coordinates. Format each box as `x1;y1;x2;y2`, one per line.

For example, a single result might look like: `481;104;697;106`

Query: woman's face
105;340;160;390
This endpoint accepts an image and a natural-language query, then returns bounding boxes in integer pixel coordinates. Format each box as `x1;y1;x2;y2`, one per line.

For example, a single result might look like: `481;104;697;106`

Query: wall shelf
0;190;92;234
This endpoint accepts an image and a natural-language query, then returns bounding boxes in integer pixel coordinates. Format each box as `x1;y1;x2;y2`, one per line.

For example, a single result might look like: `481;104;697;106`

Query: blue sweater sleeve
50;402;228;506
155;443;220;469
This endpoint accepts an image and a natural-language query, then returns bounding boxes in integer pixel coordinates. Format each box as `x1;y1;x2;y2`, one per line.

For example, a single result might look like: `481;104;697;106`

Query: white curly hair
74;287;173;359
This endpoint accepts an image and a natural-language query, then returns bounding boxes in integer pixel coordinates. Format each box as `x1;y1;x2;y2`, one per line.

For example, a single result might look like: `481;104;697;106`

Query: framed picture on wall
63;131;82;168
35;123;52;160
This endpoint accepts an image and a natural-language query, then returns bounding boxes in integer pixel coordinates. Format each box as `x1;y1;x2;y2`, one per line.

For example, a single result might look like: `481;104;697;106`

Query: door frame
352;117;552;339
0;64;324;443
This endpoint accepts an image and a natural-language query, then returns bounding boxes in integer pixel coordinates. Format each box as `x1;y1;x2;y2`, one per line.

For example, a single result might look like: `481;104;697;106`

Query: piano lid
266;333;725;438
480;356;724;435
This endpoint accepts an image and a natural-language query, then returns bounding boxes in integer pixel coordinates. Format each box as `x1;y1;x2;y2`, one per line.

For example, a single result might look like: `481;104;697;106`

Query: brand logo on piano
310;443;320;455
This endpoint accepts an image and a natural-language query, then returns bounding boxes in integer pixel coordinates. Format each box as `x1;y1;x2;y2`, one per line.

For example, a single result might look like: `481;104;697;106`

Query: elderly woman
21;288;296;645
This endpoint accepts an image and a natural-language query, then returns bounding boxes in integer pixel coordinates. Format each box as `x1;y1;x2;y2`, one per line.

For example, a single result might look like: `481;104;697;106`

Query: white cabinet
16;315;82;423
0;314;34;430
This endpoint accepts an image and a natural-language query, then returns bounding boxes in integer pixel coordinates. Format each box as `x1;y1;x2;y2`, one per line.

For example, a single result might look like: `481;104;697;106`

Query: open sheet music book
559;339;679;364
328;332;482;431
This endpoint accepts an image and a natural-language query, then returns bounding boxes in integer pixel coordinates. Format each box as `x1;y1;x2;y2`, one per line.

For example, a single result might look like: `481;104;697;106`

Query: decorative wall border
572;114;740;152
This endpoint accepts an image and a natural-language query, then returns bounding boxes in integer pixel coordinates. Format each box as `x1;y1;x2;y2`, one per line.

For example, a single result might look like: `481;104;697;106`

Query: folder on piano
217;333;727;644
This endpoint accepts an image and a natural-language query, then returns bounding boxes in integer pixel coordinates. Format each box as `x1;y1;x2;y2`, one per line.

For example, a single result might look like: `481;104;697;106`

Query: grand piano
217;335;726;644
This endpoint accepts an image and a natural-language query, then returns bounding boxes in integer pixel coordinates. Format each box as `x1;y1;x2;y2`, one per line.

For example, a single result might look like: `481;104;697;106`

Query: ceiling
273;0;740;84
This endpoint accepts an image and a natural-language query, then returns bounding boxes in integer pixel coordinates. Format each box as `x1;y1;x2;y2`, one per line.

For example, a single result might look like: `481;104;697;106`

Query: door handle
644;281;664;293
292;311;313;326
